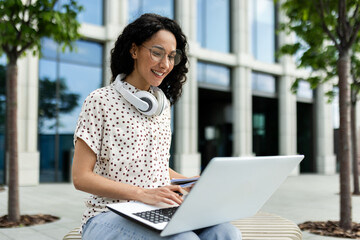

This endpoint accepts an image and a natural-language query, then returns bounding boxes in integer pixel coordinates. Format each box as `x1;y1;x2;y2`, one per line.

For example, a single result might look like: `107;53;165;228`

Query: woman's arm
169;168;188;179
72;138;183;205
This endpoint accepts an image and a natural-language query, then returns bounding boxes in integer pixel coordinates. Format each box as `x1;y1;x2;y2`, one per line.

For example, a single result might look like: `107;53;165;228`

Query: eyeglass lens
150;46;182;66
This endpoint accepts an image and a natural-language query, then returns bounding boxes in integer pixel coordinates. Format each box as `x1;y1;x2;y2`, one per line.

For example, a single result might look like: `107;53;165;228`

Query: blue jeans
82;211;242;240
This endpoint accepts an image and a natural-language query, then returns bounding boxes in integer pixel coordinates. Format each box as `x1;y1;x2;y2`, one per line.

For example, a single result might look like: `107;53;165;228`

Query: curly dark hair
110;13;189;105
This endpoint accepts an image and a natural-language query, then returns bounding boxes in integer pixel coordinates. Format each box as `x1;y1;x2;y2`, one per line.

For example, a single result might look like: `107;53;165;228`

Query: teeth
152;70;164;76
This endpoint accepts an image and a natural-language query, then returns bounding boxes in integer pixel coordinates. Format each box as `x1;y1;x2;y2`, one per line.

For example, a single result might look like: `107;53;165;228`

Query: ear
130;43;138;59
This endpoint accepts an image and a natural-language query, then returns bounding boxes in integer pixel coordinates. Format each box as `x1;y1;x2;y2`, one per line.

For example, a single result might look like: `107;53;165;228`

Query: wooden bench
63;212;302;240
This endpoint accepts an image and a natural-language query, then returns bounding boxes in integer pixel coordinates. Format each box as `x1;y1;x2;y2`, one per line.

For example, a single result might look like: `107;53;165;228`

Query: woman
72;13;242;240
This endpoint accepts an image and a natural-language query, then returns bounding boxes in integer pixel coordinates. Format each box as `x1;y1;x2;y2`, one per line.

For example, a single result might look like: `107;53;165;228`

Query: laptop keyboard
133;206;179;224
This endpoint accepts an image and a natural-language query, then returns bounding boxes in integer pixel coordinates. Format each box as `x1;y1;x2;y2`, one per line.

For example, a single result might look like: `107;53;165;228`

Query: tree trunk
6;60;20;222
351;92;360;195
337;51;352;230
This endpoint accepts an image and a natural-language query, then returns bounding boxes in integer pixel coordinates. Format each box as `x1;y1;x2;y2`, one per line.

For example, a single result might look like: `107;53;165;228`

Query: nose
159;56;171;69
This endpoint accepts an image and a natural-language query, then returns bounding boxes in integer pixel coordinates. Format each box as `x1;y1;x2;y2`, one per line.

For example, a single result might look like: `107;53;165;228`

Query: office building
0;0;340;186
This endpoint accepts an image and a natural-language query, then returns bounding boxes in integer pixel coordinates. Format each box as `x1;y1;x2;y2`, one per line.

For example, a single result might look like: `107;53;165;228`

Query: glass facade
250;0;276;63
39;38;103;182
252;71;276;94
77;0;103;25
297;80;313;100
128;0;174;22
197;62;231;88
197;0;230;53
56;0;104;25
0;55;6;184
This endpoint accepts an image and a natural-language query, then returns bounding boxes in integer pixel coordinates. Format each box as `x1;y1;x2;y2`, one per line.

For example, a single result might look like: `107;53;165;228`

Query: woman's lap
82;211;241;240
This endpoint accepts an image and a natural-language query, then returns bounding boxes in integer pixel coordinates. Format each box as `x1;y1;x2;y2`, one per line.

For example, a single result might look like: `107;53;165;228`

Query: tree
278;0;360;230
0;0;82;222
38;77;80;131
350;49;360;195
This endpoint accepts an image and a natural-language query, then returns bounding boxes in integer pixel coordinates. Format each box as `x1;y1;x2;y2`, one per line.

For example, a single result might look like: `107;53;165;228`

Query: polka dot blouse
74;81;172;229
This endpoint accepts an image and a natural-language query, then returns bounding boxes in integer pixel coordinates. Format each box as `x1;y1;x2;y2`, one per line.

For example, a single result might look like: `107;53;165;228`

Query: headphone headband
114;74;166;116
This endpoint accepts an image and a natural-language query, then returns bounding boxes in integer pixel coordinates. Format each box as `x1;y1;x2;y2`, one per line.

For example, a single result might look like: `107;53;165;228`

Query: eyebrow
152;45;178;54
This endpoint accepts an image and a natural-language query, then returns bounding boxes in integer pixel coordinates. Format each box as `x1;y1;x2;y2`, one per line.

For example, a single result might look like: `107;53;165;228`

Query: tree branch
1;44;10;56
347;3;360;48
318;0;341;50
51;0;59;9
352;2;360;20
347;21;360;48
16;40;34;58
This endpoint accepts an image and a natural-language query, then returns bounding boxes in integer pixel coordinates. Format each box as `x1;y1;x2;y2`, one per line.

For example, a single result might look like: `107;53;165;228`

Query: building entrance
252;96;279;156
198;88;232;171
297;102;315;172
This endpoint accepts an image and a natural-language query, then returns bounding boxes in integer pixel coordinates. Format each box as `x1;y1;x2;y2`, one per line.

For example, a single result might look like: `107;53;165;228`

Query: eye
152;50;162;57
151;48;164;58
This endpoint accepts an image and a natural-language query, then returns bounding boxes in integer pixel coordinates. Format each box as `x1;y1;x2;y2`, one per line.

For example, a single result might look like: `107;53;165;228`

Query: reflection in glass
0;55;5;184
41;38;103;66
128;0;174;22
252;72;276;94
76;0;103;25
55;0;103;25
250;0;275;63
39;39;103;182
197;0;230;53
297;80;313;99
197;62;230;87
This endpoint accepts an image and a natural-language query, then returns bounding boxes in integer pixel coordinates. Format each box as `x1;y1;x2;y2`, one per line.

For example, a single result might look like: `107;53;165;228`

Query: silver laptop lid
161;155;303;236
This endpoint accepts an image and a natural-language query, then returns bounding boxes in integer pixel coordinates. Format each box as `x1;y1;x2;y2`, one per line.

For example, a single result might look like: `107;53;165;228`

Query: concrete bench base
231;212;302;240
64;212;302;240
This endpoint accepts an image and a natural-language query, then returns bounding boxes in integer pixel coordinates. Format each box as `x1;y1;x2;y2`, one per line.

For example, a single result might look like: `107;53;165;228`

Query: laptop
107;155;304;237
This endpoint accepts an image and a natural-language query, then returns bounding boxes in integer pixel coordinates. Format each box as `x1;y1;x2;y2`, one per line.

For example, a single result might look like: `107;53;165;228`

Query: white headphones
114;74;167;116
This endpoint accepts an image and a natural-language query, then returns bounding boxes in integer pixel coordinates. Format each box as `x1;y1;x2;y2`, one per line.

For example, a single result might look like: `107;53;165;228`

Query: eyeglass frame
140;45;182;66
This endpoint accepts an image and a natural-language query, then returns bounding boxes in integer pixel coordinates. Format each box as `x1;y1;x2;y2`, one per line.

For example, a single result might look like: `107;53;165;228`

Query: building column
173;0;201;176
16;54;40;186
103;0;126;86
232;0;253;156
232;67;253;156
278;6;299;175
278;75;299;174
315;83;336;174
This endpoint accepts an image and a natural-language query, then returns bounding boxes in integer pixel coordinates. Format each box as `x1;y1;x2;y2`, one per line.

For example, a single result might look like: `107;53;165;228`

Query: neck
125;72;150;91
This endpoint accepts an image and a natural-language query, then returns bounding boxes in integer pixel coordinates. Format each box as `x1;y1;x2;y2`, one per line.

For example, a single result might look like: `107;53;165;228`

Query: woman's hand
139;185;184;206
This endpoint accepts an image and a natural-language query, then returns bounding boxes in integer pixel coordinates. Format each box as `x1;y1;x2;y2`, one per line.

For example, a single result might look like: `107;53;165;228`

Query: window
252;72;276;95
197;61;231;89
250;0;276;63
128;0;174;22
0;54;6;184
57;0;104;25
197;0;230;53
297;80;313;100
39;38;103;182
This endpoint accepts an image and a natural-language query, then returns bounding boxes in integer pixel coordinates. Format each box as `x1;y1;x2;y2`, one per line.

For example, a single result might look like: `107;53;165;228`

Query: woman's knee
198;222;242;240
168;231;200;240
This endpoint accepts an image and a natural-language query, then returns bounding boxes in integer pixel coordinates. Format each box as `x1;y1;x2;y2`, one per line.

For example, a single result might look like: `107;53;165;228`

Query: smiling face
126;30;177;90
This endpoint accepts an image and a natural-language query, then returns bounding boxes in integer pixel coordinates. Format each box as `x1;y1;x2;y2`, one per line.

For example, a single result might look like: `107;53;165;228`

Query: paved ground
0;174;359;240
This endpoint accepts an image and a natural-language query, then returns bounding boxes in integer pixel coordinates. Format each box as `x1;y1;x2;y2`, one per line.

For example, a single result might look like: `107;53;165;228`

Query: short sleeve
74;90;105;156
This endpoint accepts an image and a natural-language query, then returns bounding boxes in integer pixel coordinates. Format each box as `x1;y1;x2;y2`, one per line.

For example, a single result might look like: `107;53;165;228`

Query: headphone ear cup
134;91;159;116
153;88;166;116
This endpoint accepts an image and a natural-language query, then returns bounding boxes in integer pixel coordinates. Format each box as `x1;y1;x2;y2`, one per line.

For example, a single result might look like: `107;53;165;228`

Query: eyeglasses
141;45;182;66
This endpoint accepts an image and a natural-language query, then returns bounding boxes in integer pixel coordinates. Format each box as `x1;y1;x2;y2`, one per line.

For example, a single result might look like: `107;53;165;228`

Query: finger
164;189;183;205
167;184;183;192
